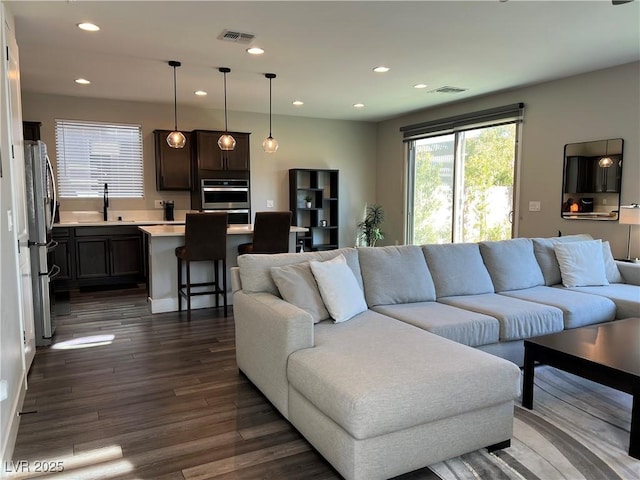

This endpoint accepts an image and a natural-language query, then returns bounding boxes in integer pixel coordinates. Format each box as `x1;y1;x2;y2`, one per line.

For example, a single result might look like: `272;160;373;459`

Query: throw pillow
271;262;330;323
309;254;368;323
553;239;609;287
602;240;624;284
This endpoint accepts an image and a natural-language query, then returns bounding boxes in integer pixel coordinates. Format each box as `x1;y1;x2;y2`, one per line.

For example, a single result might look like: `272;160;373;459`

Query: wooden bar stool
238;211;292;255
175;212;228;319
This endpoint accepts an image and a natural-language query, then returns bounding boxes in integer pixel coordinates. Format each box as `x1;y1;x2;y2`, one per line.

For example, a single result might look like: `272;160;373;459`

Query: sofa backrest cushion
479;238;544;292
423;243;494;297
532;234;593;285
358;245;436;306
238;247;362;295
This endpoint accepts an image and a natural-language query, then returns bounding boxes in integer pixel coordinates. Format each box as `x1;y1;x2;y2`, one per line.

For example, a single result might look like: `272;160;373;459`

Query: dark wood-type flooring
12;287;440;480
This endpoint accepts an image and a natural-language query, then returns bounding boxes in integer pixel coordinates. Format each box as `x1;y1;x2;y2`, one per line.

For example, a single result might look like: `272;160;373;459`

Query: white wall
376;62;640;259
21;93;377;247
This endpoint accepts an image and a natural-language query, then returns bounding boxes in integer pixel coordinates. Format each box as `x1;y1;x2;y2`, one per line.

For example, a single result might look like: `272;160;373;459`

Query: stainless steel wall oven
201;179;250;224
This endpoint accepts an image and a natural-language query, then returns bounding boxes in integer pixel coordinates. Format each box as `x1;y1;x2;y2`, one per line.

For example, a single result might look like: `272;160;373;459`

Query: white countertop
55;220;186;227
139;224;308;237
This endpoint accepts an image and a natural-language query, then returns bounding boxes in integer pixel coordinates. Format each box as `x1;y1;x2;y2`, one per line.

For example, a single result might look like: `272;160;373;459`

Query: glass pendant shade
262;73;278;154
166;60;185;149
217;133;236;151
599;156;613;168
262;136;279;153
218;67;236;151
167;130;186;148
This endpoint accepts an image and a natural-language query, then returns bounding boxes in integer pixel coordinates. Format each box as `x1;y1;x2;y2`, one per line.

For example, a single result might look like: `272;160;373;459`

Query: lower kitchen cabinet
52;225;145;290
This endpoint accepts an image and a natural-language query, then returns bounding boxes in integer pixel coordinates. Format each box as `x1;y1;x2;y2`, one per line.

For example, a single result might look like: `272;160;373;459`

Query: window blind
55;119;144;198
400;103;524;142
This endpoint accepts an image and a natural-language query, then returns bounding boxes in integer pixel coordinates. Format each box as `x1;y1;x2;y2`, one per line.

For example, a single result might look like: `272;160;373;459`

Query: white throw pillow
309;254;368;323
601;240;624;284
271;262;330;323
553;240;609;287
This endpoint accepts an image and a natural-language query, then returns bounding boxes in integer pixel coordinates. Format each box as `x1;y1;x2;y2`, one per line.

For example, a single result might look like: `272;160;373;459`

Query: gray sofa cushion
557;284;640;319
439;293;564;341
423;243;494;297
238;247;362;295
373;302;499;347
532;234;593;286
500;286;616;329
287;311;520;440
480;238;544;292
358;245;436;306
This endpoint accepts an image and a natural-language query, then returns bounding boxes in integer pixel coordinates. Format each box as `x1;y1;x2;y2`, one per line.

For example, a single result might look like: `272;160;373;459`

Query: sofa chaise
231;235;640;480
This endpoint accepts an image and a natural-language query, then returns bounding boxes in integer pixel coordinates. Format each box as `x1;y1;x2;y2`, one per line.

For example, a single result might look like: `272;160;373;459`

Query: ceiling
6;1;640;122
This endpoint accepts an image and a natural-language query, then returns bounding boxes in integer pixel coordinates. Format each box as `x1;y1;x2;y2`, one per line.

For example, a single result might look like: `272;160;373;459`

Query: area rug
428;366;639;480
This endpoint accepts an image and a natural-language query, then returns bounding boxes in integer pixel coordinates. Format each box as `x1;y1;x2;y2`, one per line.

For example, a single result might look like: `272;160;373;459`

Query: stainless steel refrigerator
24;140;59;346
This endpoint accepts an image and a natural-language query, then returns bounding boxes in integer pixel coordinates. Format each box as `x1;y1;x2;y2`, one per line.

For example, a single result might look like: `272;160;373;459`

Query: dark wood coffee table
522;317;640;459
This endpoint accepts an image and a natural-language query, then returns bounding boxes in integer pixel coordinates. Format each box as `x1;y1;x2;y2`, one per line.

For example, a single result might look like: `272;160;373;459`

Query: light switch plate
154;200;164;209
529;201;541;212
266;200;274;208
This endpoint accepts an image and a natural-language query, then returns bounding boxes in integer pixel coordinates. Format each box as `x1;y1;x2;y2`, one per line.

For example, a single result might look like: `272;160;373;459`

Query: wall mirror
561;138;623;220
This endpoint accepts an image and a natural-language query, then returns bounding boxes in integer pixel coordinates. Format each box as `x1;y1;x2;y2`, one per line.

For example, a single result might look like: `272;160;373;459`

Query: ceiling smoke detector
429;86;468;94
218;29;256;44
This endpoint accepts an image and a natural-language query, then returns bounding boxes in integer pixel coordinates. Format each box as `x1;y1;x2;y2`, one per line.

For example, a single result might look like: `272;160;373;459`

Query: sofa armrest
233;290;314;418
615;260;640;285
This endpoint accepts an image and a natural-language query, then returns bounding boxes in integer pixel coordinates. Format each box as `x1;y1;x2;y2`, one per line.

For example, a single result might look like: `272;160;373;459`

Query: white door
5;16;35;371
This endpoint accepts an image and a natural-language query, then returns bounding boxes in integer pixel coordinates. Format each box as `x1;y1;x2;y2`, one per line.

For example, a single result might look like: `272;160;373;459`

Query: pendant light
598;139;613;168
262;73;279;153
166;60;186;149
217;67;236;151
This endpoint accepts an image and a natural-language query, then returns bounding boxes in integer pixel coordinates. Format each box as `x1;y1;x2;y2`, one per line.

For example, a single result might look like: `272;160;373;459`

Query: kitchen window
402;103;524;244
55;119;144;198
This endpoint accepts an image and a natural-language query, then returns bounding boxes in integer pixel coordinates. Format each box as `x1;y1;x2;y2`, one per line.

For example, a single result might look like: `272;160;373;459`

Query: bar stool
238;211;292;255
175;212;228;319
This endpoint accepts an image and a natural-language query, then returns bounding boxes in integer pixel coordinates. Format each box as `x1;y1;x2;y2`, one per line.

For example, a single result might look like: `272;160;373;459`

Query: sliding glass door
408;123;518;244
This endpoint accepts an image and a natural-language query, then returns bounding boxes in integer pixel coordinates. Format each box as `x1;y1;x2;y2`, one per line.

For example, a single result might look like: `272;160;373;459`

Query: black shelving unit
289;169;339;252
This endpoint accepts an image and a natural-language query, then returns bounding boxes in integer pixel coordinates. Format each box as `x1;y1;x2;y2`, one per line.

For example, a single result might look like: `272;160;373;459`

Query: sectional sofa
231;235;639;480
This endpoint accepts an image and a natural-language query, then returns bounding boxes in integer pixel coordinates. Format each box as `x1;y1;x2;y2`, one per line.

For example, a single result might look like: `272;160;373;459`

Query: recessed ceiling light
75;78;91;85
246;47;264;55
373;66;390;73
292;100;304;106
77;22;100;32
353;103;365;108
194;90;207;96
414;83;428;89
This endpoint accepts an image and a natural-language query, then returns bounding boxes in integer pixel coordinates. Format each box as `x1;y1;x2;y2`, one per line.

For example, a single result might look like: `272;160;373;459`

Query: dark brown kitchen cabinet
193;130;250;173
154;130;193;190
51;227;72;281
52;226;144;290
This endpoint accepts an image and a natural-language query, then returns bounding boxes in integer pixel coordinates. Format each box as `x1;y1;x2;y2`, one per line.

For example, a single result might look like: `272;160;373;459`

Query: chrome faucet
103;183;109;221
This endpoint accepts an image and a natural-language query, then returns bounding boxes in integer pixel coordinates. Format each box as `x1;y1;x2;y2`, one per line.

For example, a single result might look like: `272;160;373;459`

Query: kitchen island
139;224;307;314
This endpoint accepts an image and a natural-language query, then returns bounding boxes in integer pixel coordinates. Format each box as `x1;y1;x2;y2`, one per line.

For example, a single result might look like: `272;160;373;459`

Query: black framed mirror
561;138;623;220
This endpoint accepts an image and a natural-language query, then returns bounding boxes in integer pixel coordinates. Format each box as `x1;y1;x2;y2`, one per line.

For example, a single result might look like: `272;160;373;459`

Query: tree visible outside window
410;123;516;244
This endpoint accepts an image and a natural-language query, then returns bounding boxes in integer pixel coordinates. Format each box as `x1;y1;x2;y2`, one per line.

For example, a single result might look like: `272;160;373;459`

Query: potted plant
357;204;384;247
304;195;313;208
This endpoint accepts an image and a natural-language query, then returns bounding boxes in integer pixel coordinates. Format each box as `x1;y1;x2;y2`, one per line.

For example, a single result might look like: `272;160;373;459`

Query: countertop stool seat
175;212;228;319
238;211;293;255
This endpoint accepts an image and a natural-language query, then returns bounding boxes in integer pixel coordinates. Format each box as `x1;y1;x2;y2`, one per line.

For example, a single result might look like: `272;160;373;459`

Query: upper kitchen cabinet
154;129;193;191
194;130;250;176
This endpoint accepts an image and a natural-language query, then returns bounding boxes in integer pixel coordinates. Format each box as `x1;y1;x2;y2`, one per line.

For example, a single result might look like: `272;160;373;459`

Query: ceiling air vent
429;86;468;94
218;29;256;44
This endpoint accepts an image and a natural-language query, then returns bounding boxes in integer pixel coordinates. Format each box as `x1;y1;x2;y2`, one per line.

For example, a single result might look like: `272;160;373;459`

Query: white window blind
55;119;144;198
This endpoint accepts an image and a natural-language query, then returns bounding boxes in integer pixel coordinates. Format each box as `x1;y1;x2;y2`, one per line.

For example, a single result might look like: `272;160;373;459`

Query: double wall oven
200;179;250;224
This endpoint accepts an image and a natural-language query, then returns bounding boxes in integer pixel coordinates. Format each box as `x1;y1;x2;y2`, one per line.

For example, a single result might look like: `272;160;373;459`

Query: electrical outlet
266;200;274;208
154;200;164;209
529;201;541;212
